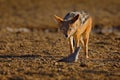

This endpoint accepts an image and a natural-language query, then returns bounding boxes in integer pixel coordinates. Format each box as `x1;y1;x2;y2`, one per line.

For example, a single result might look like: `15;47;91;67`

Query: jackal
54;11;92;58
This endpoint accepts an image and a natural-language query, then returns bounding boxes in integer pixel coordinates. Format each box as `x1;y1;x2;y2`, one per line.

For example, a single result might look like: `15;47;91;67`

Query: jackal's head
54;14;80;38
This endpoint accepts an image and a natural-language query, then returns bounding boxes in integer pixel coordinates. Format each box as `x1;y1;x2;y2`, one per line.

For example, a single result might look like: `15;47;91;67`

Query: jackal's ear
54;15;63;23
70;14;79;24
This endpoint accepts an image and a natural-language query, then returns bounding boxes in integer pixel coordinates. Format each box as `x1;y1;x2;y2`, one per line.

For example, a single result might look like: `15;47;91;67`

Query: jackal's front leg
69;36;74;53
74;34;80;49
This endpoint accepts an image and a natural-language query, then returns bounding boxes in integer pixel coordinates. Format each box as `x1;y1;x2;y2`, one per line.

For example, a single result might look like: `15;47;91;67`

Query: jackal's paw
86;55;89;58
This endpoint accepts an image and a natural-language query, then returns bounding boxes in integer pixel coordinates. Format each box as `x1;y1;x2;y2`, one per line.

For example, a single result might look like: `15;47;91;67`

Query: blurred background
0;0;119;32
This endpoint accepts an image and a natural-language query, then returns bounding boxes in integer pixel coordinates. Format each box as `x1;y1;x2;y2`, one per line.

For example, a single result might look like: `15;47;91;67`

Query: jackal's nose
65;34;68;38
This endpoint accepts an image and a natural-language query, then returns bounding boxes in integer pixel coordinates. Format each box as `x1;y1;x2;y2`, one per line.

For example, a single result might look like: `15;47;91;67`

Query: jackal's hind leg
84;37;89;58
83;17;92;58
83;25;92;58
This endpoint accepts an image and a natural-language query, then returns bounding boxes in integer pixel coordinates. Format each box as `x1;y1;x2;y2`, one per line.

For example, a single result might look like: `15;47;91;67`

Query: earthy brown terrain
0;0;120;80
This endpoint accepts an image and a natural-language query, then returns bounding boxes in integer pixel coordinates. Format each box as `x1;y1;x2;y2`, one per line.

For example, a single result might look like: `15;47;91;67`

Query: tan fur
54;14;92;58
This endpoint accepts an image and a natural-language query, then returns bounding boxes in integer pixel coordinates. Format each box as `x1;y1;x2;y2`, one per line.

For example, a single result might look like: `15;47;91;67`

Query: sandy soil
0;28;119;80
0;0;120;28
0;0;120;80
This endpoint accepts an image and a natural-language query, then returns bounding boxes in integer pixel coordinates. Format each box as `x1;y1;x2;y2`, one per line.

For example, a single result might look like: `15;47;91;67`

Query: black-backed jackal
54;11;92;58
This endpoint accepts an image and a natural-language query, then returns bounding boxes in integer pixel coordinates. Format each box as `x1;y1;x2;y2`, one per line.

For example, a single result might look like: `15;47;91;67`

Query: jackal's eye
69;28;72;31
60;27;65;31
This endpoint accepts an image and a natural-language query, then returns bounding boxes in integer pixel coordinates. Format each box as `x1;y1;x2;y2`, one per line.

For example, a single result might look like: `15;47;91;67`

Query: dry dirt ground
0;0;120;80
